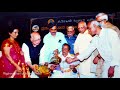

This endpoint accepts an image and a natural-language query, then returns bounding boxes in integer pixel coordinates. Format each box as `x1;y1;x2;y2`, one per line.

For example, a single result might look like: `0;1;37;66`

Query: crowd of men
0;12;120;78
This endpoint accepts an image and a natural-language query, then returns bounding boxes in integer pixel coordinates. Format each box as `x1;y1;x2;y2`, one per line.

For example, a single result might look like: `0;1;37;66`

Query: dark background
0;12;119;49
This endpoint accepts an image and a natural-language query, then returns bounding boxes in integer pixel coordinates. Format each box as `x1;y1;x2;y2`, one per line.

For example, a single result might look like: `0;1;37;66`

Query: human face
62;45;69;56
9;29;19;39
32;36;41;46
49;26;57;36
87;24;96;36
96;17;106;27
78;23;87;33
67;26;75;37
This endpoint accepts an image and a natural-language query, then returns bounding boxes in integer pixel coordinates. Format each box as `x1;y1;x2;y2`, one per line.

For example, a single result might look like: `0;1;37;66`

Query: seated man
50;43;80;78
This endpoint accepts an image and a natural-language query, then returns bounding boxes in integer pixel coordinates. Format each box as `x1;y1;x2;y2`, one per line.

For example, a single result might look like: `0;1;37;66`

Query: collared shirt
74;30;93;54
65;35;77;54
77;28;120;67
74;30;93;75
40;32;67;63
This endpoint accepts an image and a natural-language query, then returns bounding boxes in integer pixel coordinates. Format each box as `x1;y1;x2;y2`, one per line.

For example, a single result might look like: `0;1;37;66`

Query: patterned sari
0;38;30;78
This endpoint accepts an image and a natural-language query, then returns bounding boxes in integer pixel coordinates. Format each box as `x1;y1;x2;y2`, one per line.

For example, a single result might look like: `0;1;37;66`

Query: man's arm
66;36;98;63
22;43;33;70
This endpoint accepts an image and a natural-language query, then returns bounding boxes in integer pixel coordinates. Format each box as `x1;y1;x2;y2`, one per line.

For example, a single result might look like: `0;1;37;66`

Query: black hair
47;22;57;29
62;43;71;51
8;25;20;33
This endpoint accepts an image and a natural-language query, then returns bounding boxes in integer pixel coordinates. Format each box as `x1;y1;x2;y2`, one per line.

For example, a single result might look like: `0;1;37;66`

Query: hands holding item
65;57;74;64
32;64;51;77
32;64;41;75
16;65;22;73
108;66;115;78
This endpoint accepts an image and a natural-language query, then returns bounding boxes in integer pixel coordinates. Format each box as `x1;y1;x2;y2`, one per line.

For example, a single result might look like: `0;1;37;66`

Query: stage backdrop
30;15;96;39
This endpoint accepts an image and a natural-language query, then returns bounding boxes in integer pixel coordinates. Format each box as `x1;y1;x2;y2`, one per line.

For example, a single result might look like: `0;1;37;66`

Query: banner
30;14;114;38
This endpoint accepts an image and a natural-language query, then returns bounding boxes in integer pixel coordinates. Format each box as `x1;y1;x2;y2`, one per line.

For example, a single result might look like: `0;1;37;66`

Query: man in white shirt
96;12;120;38
74;21;95;78
22;32;43;78
66;20;120;78
50;43;80;78
39;23;67;64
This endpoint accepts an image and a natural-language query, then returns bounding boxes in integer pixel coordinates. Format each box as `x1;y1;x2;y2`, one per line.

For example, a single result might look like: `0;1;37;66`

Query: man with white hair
65;26;77;54
66;20;120;78
96;12;120;38
22;32;43;78
74;21;95;78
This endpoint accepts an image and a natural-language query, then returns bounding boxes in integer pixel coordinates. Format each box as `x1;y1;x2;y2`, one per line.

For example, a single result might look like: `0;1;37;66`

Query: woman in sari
0;26;30;78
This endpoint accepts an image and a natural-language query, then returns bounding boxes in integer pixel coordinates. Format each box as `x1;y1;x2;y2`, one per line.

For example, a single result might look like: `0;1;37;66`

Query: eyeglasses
97;20;104;23
67;31;73;33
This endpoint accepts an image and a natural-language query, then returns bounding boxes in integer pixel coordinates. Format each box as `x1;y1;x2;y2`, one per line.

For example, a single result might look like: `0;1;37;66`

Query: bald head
78;21;87;33
30;32;41;47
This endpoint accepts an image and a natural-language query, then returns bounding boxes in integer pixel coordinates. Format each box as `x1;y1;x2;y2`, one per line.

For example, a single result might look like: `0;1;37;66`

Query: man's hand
44;62;49;66
74;53;79;57
50;64;57;71
65;57;73;64
70;65;76;69
108;66;115;78
93;56;100;64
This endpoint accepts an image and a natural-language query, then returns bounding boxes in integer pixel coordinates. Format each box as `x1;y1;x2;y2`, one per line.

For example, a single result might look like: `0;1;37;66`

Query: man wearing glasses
96;12;120;38
65;26;77;55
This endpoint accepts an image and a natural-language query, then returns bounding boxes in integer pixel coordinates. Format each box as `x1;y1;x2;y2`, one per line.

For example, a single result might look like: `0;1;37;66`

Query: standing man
65;26;77;55
22;32;43;78
74;21;95;78
96;12;120;38
40;23;67;64
67;20;120;78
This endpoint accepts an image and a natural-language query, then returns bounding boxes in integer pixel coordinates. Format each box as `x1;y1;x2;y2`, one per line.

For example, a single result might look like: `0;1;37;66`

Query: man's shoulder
43;33;50;39
90;35;98;43
57;32;65;36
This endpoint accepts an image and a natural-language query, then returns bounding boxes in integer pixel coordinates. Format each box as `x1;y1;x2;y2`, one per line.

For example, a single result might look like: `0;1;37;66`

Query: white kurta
39;32;67;64
77;28;120;78
74;30;95;77
22;43;39;78
50;53;79;78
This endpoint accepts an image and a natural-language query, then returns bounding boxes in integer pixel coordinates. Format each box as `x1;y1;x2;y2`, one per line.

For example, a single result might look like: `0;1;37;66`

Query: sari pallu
0;38;30;78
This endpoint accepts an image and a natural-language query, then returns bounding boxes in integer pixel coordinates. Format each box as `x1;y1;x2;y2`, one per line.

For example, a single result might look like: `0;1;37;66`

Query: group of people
0;12;120;78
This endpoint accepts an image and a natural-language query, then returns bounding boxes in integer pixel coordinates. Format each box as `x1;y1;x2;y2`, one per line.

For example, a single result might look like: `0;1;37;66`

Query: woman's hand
16;65;22;73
